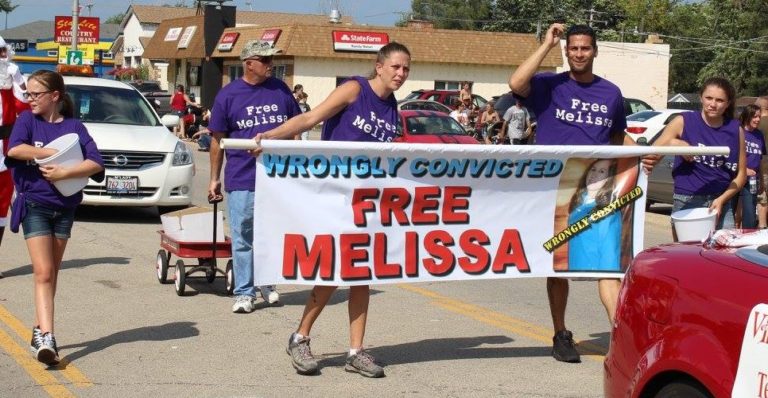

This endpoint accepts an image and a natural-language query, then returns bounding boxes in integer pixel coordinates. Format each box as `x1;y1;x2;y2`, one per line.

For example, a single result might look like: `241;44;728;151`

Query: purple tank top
321;76;398;142
673;111;740;195
744;128;766;171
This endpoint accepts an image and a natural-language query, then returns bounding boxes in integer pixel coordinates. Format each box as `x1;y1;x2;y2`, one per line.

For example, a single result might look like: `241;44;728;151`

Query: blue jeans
21;200;76;239
731;186;758;228
227;190;256;297
672;193;734;229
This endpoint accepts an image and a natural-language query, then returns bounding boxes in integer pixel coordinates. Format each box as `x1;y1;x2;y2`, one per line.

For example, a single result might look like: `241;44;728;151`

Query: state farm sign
55;16;100;45
332;31;389;53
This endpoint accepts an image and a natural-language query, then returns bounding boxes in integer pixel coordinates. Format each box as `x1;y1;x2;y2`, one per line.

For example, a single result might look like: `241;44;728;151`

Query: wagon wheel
156;250;170;284
225;260;234;295
175;260;186;296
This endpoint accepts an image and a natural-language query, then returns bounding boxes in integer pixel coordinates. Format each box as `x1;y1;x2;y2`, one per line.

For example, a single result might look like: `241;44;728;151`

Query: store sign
177;26;196;49
165;27;182;41
5;39;27;53
332;31;388;52
54;16;100;44
260;29;282;47
217;32;240;52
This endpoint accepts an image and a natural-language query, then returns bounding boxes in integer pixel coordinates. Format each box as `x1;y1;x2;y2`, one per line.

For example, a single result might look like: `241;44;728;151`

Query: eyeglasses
23;91;52;100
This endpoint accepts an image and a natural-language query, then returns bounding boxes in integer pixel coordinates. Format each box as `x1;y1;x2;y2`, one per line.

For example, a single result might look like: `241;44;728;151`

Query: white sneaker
232;295;256;313
260;286;279;304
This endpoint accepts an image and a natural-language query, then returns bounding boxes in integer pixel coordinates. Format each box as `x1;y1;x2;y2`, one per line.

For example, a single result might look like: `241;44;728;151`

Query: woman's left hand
709;198;724;220
39;164;68;182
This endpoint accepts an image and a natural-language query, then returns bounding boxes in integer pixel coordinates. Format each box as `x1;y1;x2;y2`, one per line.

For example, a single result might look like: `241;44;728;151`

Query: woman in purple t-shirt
730;104;766;228
6;70;104;366
653;77;746;239
256;42;411;378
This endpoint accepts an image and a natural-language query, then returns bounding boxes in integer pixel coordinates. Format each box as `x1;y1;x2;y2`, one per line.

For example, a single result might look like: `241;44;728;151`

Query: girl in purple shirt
731;104;766;228
6;70;104;366
256;42;410;378
654;77;746;238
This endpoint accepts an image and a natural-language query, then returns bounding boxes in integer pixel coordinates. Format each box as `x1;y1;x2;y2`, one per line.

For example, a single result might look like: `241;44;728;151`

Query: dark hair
28;70;73;118
293;84;303;93
566;24;597;49
569;158;617;212
700;77;736;120
176;84;185;92
740;104;761;128
368;41;411;79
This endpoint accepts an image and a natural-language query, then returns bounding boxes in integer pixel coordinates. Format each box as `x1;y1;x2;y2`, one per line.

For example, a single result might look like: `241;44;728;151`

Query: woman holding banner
653;77;746;237
254;42;411;378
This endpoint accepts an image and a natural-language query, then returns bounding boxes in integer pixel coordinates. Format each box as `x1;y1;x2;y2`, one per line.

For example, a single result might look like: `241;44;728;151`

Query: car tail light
625;126;647;134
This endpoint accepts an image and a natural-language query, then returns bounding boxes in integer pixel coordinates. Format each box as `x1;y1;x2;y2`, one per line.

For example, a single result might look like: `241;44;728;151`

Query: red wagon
155;199;233;296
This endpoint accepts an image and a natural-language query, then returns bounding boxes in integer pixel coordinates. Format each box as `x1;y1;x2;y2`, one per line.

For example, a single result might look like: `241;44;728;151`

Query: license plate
106;176;139;195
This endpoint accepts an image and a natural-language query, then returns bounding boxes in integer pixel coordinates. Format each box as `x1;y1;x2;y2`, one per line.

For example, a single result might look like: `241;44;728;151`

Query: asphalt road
0;142;676;398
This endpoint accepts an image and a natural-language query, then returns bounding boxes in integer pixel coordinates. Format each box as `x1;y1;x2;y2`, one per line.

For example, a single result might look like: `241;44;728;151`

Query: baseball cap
240;40;283;60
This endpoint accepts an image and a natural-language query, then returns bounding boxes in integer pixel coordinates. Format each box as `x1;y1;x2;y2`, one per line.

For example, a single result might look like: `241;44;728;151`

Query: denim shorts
21;200;76;240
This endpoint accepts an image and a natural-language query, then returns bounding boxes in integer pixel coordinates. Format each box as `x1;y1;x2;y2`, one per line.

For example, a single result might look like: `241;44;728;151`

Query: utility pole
71;0;79;52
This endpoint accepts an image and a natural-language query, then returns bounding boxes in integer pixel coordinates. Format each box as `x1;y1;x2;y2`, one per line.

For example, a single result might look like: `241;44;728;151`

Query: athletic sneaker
345;350;384;378
30;325;42;351
260;286;279;304
36;332;60;366
286;333;318;375
552;330;581;363
231;295;256;313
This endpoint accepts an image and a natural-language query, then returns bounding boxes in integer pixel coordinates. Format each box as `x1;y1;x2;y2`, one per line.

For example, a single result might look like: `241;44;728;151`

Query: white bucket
671;207;717;242
35;133;87;197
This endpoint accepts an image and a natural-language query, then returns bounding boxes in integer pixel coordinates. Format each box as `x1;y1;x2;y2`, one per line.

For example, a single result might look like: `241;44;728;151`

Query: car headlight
172;141;193;166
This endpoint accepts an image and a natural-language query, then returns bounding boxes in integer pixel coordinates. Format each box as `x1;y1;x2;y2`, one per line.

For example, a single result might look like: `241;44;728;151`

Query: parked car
395;110;480;144
646;155;674;207
403;89;487;110
604;240;768;398
397;99;452;114
64;76;195;213
625;109;687;145
127;80;173;116
624;97;654;116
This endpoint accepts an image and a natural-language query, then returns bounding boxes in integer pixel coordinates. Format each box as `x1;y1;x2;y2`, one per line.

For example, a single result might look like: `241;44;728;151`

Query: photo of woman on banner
553;157;640;273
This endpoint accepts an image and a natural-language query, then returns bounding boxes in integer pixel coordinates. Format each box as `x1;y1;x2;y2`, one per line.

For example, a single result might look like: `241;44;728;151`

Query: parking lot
0;143;675;397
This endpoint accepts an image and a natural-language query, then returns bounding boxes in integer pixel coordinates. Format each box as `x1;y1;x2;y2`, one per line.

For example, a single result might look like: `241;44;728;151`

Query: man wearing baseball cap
208;40;300;312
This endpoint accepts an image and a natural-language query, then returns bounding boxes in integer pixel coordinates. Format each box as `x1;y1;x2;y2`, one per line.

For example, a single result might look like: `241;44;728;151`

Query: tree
104;13;126;25
396;0;493;30
0;0;18;30
485;0;624;38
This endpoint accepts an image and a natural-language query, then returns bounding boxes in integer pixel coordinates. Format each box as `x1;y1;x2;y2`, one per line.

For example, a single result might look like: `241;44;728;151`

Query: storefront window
228;65;243;80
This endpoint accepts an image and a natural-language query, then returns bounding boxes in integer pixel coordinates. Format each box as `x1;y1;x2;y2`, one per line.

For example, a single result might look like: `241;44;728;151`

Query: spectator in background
730;104;765;228
449;101;470;128
756;97;768;228
298;92;311;140
477;101;500;143
170;85;198;139
0;35;29;279
459;81;472;107
191;108;211;151
208;41;301;313
499;98;531;145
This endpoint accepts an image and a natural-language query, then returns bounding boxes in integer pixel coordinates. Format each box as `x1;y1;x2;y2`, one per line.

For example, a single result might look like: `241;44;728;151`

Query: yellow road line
0;304;93;387
397;284;607;361
0;326;75;398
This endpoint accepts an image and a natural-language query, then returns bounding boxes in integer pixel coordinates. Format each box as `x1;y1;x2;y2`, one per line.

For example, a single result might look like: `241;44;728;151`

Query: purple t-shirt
673;111;740;195
321;76;398;142
519;72;627;145
209;77;300;191
744;128;766;171
8;110;103;209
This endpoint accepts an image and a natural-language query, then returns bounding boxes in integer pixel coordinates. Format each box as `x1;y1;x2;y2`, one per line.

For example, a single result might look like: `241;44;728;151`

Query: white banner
732;303;768;398
249;142;690;286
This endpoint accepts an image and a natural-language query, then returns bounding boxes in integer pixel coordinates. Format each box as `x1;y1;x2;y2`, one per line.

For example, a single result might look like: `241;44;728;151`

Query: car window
446;94;459;107
404;91;421;100
69;85;160;126
472;95;487;109
627;111;660;122
625;98;653;115
412;115;466;136
426;94;441;103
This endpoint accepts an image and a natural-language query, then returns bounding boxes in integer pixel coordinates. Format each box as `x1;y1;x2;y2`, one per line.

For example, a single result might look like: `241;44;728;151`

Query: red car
604;241;768;398
395;110;479;144
403;89;487;109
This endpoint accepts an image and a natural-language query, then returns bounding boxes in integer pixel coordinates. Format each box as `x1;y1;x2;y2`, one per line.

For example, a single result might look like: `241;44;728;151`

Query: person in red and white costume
0;35;29;278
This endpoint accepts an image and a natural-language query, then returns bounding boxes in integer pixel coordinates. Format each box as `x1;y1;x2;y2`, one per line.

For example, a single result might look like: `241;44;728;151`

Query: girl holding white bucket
653;77;746;241
6;70;104;366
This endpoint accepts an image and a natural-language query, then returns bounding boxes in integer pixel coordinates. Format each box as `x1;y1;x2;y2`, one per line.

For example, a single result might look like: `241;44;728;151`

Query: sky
3;0;413;29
